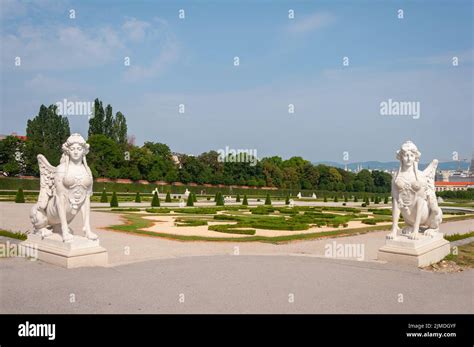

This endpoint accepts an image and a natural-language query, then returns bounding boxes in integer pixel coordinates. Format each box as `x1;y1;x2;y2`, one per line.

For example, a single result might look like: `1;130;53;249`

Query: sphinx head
62;133;90;163
396;141;420;169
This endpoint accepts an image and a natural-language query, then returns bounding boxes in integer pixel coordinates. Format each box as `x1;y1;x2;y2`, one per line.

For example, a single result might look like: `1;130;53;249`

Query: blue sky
1;0;472;163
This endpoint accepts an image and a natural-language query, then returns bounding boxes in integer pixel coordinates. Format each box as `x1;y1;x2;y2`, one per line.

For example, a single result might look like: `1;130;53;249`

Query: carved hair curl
396;140;421;162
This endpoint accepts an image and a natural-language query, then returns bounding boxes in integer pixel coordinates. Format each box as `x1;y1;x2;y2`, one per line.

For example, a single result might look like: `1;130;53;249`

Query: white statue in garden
386;141;443;240
297;192;302;199
30;133;98;242
184;188;190;197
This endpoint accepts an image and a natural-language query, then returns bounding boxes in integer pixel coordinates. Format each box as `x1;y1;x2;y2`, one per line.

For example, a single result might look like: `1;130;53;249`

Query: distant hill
314;161;470;171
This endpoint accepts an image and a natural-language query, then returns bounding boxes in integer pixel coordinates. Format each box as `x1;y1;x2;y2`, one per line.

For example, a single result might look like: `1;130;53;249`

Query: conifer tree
151;191;160;207
110;191;119;207
15;188;25;203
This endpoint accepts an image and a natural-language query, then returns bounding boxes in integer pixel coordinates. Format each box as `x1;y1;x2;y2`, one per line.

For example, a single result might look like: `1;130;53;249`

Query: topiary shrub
285;195;290;205
165;192;172;203
100;189;108;203
242;194;248;206
135;192;141;203
151;191;160;207
216;192;224;206
236;194;241;202
264;193;272;205
15;188;25;203
110;191;119;207
186;193;194;206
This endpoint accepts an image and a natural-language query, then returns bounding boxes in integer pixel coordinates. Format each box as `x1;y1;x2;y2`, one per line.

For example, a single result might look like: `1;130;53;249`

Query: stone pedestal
20;233;108;269
377;233;450;267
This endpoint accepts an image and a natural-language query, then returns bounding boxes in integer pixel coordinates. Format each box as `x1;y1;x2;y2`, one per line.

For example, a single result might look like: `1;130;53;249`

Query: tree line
0;99;392;193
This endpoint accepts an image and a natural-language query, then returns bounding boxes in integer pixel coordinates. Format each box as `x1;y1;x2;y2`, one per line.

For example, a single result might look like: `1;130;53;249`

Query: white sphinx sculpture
378;141;449;267
386;140;443;240
30;133;98;242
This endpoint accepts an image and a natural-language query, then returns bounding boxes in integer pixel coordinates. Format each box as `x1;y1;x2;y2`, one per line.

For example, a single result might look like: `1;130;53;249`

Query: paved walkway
1;255;472;313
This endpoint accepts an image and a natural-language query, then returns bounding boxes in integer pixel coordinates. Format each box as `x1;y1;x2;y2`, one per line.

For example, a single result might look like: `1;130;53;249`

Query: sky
1;0;472;163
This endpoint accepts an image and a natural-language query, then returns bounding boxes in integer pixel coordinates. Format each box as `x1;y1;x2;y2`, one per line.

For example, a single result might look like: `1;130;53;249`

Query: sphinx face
401;151;415;168
69;144;84;162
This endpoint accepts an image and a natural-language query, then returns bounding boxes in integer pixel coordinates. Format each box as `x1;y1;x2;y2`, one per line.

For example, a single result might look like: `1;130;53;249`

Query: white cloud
288;12;335;34
122;18;152;42
1;17;177;74
123;40;179;82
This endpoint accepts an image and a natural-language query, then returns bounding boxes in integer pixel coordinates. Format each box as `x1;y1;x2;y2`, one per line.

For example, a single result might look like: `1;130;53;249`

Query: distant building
0;132;27;141
435;181;474;192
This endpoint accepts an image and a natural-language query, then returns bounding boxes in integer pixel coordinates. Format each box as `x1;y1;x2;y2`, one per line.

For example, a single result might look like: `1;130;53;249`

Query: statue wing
37;154;57;208
422;159;438;192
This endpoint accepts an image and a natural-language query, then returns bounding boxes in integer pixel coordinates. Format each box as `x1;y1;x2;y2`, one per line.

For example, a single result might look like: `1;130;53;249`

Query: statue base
377;233;450;268
20;233;108;269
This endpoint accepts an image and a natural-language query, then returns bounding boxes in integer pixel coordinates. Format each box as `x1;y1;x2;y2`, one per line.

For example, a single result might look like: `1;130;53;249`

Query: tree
15;188;25;203
100;189;108;203
165;192;172;202
357;170;375;192
264;193;272;205
242;194;248;206
104;104;114;138
25;104;70;175
0;136;26;176
113;111;128;146
216;192;224;206
87;135;123;179
135;192;141;203
186;193;194;206
384;196;389;204
151;191;160;207
236;194;241;202
88;99;105;137
110;191;119;207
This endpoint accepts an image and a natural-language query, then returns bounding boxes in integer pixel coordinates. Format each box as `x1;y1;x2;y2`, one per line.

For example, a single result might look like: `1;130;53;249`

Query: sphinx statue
386;141;443;240
30;133;98;242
